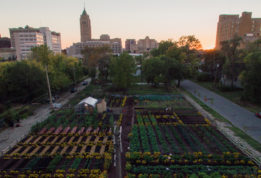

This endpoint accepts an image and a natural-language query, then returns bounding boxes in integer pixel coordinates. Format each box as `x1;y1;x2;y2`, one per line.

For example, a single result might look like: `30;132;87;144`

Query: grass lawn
127;84;179;95
194;80;261;113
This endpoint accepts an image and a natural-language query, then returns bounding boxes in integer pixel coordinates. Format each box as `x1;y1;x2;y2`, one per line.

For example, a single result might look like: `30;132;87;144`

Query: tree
240;51;261;104
81;46;112;80
177;35;202;77
221;35;242;89
163;56;187;88
31;45;53;106
150;40;174;57
245;38;261;53
178;35;202;51
0;61;46;103
142;57;164;86
81;46;111;67
201;50;226;84
109;53;136;90
98;55;110;82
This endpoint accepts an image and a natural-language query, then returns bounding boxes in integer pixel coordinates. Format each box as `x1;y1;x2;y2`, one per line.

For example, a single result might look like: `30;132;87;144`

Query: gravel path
181;80;261;144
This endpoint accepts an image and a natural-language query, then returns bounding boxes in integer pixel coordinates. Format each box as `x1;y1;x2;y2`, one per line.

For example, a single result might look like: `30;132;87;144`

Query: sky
1;0;261;49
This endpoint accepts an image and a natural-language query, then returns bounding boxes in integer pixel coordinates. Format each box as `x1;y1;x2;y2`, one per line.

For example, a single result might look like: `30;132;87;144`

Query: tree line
201;36;261;104
0;45;88;106
81;35;202;91
84;35;261;105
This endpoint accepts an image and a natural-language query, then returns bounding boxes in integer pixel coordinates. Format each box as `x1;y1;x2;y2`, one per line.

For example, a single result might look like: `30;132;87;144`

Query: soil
120;105;134;178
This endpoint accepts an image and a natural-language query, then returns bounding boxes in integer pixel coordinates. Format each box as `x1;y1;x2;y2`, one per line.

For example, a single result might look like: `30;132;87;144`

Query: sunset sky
1;0;261;49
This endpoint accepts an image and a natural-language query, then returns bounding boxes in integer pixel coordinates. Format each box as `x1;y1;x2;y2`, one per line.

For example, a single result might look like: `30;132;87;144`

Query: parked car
82;81;88;85
45;97;55;103
70;87;77;93
256;112;261;118
52;103;62;110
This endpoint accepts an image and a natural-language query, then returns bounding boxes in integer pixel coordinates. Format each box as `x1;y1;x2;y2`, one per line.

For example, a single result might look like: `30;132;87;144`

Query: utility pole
73;64;76;86
45;65;53;108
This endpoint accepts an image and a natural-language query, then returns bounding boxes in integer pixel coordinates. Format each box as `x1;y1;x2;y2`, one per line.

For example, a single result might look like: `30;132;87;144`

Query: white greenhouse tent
79;97;98;107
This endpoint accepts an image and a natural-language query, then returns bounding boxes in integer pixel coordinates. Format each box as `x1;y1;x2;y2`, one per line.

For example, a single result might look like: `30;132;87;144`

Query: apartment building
9;26;61;60
216;12;261;49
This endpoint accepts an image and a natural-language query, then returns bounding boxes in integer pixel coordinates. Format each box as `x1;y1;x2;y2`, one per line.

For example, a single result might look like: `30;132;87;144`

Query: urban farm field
0;108;119;177
124;95;259;178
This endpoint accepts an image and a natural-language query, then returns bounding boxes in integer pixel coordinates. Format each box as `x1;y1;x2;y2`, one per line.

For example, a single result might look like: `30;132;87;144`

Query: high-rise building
215;12;261;49
9;26;61;60
80;8;92;42
125;39;137;53
137;36;158;53
39;27;61;54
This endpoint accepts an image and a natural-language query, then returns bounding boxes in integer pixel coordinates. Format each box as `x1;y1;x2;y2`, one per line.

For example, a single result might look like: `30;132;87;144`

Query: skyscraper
80;8;91;42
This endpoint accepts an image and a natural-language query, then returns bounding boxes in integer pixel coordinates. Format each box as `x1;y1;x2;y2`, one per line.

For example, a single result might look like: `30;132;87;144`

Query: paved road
181;80;261;144
0;78;91;153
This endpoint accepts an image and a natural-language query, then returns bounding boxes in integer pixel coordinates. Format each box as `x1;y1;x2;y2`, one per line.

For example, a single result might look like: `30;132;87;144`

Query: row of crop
4;150;113;160
135;95;183;101
0;170;107;178
117;114;123;127
130;125;141;152
139;125;150;152
159;126;180;154
153;125;170;153
125;152;255;166
130;123;242;156
136;115;144;125
128;165;258;175
192;126;231;153
17;141;112;147
146;125;160;152
167;125;188;152
107;96;125;107
137;112;210;126
18;137;113;146
37;127;112;136
126;172;257;178
31;110;106;133
177;125;208;153
0;156;109;173
130;123;165;153
205;126;238;153
126;152;251;160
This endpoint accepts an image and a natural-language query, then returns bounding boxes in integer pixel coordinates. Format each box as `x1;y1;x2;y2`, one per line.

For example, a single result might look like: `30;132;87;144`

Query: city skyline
1;0;261;49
